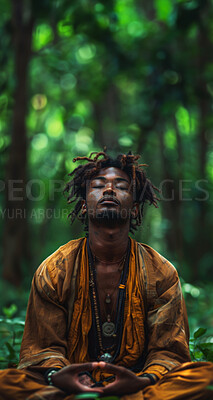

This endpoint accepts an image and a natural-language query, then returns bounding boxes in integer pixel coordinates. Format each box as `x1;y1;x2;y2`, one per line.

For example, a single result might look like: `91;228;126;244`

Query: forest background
0;0;213;368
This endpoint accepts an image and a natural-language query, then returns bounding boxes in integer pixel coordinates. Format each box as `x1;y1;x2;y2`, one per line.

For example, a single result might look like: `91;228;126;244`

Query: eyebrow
91;177;129;184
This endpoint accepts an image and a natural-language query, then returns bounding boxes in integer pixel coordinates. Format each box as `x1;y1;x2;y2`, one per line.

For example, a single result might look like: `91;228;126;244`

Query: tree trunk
3;0;34;286
93;85;120;149
158;127;183;263
192;19;212;281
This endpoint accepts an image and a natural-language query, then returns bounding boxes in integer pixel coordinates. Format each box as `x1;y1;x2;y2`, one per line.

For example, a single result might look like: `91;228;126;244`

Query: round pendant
102;321;115;337
105;294;111;304
99;353;113;363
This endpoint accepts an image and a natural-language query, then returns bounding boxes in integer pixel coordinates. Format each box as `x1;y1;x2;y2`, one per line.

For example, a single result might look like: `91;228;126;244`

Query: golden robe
0;238;212;400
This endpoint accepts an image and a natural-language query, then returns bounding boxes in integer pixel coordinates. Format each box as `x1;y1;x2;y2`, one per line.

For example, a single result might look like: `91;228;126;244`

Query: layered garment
0;238;212;400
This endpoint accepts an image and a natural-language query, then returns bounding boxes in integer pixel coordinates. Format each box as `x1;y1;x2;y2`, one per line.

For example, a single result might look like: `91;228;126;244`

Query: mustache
98;196;120;205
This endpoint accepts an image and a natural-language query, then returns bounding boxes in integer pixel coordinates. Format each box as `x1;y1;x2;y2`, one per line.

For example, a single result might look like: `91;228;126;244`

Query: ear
81;199;87;215
131;203;139;219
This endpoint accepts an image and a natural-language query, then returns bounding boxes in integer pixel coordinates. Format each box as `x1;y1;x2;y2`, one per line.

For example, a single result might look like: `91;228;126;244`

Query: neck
88;220;129;264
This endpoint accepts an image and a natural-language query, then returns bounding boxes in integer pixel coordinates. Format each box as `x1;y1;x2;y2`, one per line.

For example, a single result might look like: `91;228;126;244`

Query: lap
0;368;72;400
0;361;212;400
122;361;213;400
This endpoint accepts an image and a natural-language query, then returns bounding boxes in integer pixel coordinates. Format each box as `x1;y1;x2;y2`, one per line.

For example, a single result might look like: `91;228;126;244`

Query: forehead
92;167;130;182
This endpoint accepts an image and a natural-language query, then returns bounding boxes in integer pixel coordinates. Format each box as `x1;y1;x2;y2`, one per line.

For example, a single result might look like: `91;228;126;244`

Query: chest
95;265;122;321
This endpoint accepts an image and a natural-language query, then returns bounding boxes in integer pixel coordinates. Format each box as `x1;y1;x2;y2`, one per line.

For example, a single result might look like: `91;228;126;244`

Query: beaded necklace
94;254;127;308
87;238;130;363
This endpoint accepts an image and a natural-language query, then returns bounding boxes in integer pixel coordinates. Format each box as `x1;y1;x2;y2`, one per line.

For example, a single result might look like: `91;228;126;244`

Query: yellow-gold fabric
0;362;212;400
0;238;212;399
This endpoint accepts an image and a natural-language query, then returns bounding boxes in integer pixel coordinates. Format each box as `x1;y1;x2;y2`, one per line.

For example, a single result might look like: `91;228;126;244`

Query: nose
103;184;116;196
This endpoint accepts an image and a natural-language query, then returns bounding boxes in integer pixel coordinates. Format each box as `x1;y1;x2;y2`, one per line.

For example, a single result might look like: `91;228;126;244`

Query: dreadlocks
64;150;159;234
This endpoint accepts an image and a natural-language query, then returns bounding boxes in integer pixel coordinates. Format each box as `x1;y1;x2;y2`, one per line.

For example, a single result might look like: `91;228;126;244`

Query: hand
51;362;103;394
98;362;151;396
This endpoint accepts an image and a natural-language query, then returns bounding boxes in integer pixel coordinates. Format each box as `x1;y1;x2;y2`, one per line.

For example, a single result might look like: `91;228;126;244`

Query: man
0;151;212;400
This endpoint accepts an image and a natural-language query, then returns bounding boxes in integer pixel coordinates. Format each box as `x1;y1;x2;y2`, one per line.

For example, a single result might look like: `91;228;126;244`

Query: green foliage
190;328;213;362
2;304;18;319
181;280;213;343
0;305;25;369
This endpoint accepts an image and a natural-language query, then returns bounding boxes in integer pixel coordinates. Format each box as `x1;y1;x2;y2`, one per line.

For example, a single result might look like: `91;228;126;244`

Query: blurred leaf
154;0;173;21
194;328;207;339
5;342;17;360
2;304;18;318
32;23;54;51
197;343;213;362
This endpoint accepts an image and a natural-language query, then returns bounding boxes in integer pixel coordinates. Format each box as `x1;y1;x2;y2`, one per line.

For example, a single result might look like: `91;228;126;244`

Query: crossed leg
0;361;212;400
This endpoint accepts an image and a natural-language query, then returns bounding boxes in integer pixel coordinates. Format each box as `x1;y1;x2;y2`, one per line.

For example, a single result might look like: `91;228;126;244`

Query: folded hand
52;362;103;394
97;362;151;396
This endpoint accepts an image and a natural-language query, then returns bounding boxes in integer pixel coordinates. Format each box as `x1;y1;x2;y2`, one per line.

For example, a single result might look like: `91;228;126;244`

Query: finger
98;362;125;375
76;382;103;394
69;362;99;373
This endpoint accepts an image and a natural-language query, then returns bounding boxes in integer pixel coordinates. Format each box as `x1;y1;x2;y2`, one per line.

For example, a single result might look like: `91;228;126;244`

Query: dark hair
64;150;159;233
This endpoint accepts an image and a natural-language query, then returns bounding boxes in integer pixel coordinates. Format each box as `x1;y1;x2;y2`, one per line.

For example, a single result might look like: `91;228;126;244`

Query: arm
138;244;191;378
18;258;70;371
19;238;86;371
18;243;103;394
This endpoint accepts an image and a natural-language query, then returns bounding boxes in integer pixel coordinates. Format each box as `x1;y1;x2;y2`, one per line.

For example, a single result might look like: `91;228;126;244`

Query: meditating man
0;151;212;400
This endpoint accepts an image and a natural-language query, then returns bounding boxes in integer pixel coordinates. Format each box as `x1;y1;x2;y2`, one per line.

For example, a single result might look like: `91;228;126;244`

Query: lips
98;197;120;205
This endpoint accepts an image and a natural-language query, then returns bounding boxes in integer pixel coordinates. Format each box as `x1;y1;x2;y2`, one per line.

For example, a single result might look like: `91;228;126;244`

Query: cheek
120;193;133;205
86;192;99;205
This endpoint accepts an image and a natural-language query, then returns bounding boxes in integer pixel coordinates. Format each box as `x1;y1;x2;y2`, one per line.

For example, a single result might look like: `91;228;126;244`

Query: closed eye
116;185;128;190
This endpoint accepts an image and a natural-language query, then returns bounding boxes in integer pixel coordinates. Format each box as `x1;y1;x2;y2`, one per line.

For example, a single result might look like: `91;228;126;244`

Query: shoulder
34;238;85;301
37;238;85;277
137;242;177;274
135;241;180;297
